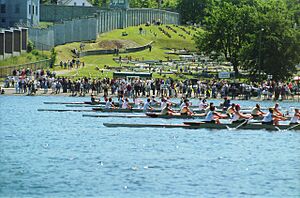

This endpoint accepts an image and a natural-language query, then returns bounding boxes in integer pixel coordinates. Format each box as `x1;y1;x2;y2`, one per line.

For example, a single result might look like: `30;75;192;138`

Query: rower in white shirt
199;98;208;110
143;98;153;112
290;108;300;125
105;98;116;109
262;108;287;126
160;98;167;110
231;104;252;123
122;98;132;109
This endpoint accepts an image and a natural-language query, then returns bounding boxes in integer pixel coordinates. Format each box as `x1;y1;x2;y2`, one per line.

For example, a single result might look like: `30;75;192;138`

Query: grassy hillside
0;50;50;67
54;25;201;78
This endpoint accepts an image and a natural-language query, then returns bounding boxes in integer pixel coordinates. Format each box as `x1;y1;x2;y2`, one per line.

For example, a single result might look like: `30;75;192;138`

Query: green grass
53;25;202;80
0;50;51;67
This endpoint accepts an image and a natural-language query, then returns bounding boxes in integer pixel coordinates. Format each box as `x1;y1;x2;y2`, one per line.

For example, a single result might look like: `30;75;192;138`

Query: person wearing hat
231;104;252;123
290;108;300;125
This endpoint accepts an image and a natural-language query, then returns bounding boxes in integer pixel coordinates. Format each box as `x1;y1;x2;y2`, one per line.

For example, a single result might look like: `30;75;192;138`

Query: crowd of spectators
2;68;299;100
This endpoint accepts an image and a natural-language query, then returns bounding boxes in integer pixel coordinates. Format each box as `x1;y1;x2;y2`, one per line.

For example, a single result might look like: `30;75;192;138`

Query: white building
57;0;92;7
0;0;40;28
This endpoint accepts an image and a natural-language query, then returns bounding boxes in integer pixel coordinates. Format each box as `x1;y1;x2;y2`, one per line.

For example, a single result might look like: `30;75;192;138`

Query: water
0;96;299;197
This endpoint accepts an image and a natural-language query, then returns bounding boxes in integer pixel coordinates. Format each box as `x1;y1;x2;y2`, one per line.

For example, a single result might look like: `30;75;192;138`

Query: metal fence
0;59;51;77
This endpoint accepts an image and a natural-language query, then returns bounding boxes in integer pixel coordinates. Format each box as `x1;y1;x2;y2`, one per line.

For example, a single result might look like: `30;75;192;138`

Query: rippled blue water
0;96;299;197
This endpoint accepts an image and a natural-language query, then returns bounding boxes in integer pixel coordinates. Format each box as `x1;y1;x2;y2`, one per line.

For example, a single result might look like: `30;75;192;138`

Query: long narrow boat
83;114;148;118
103;122;300;131
38;109;94;112
92;107;210;114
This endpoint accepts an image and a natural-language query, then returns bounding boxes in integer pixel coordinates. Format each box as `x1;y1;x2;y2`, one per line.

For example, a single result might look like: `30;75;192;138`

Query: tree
177;0;208;24
194;2;257;75
240;0;300;80
50;48;57;68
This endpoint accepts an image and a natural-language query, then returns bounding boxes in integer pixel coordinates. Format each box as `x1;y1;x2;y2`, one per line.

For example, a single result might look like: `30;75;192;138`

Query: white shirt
143;102;151;112
231;112;240;122
290;115;299;124
122;101;129;109
262;112;273;122
204;111;214;122
199;102;208;110
105;101;111;109
161;102;167;110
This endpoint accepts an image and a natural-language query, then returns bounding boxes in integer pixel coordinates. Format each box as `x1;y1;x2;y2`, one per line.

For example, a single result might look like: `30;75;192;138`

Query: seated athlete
143;98;154;112
221;97;231;110
105;97;116;109
122;98;132;109
290;108;300;125
231;104;252;123
273;103;283;117
204;106;227;124
199;98;208;111
180;100;194;116
226;103;236;118
161;103;176;116
262;108;287;126
90;94;99;104
251;104;265;117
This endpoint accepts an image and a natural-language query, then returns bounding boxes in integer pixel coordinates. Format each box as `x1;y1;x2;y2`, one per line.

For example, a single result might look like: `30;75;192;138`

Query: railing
0;59;51;78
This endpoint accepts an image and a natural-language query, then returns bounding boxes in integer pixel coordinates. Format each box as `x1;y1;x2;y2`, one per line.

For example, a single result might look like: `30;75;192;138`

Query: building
57;0;93;7
0;0;40;28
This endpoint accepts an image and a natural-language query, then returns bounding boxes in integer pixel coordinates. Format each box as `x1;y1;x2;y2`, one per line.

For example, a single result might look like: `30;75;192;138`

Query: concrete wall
0;28;28;60
30;7;180;50
40;4;98;22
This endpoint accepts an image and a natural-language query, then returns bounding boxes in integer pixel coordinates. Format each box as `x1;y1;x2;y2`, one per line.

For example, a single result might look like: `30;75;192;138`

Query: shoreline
1;88;300;103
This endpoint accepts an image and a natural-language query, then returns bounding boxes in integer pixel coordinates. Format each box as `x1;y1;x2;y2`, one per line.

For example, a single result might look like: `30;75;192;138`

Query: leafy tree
195;2;257;75
177;0;208;24
50;48;57;68
240;0;300;80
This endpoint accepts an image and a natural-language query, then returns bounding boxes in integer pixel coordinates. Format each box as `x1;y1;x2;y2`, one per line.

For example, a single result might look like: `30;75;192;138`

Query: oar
226;119;250;131
284;123;300;131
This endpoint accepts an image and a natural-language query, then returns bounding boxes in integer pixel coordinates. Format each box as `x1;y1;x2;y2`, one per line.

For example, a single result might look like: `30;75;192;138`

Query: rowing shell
103;122;300;131
92;108;210;114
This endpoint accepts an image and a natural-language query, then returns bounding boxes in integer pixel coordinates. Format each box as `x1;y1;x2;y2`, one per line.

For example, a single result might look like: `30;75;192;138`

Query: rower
251;104;265;117
221;97;231;110
231;104;252;123
105;98;116;109
273;103;283;116
199;98;208;111
160;98;167;110
262;108;287;126
204;106;226;124
90;94;99;104
143;98;154;112
180;100;193;116
122;98;132;109
150;96;158;106
205;102;214;115
226;103;236;118
161;103;176;116
290;108;300;125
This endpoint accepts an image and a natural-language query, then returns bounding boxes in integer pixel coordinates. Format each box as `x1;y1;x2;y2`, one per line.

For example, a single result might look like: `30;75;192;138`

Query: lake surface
0;96;299;197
